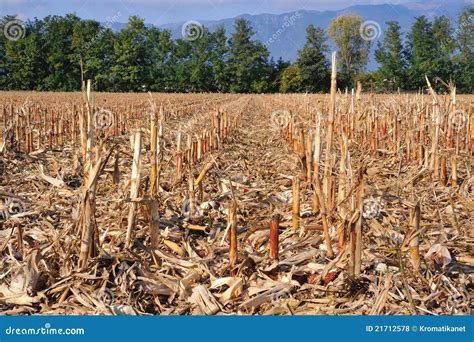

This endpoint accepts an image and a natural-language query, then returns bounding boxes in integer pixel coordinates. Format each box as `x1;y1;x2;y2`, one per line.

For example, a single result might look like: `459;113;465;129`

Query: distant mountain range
110;0;472;70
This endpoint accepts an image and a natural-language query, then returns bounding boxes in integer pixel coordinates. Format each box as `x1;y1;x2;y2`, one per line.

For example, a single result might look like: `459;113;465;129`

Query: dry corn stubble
0;84;472;315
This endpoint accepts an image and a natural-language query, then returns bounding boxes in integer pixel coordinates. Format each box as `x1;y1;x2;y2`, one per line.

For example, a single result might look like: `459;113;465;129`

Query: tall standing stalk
314;175;334;258
176;130;183;182
323;52;337;208
425;76;440;177
149;101;158;196
450;86;458;187
126;131;142;248
78;80;114;269
353;168;365;276
228;201;238;276
354;205;363;276
157;106;164;190
188;165;196;221
312;112;322;212
292;176;300;231
78;80;96;269
337;134;348;252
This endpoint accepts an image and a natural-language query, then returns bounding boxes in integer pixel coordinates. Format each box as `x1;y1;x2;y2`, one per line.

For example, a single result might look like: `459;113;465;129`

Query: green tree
296;25;329;92
72;19;115;91
328;14;370;87
89;28;116;91
226;18;271;93
148;28;175;91
188;28;218;92
279;64;303;93
210;26;229;92
1;17;47;90
43;14;82;90
355;72;377;92
374;21;407;90
170;38;192;91
112;16;151;92
269;57;291;92
406;16;436;89
0;19;6;89
453;6;473;93
432;16;455;89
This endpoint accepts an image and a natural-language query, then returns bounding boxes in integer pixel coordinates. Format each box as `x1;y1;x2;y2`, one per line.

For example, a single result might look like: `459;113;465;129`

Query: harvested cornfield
0;81;473;315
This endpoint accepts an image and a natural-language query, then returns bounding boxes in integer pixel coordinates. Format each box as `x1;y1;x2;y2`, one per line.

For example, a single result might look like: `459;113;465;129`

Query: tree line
0;7;472;93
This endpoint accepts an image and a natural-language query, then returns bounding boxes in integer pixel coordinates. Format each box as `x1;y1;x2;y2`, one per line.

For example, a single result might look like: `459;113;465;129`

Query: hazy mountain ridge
110;0;471;69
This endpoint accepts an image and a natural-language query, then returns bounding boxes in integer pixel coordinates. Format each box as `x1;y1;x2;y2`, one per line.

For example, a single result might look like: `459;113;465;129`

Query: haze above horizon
1;0;442;25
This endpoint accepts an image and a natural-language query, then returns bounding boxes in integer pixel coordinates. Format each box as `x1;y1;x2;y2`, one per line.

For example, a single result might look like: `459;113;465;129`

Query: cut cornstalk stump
292;176;300;231
188;166;196;221
149;101;158;196
314;175;334;259
409;203;421;271
175;130;183;182
126;130;142;248
228;201;238;276
269;214;280;260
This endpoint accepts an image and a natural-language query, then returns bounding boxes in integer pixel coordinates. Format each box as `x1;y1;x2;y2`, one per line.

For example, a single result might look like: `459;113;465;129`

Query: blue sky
1;0;428;25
